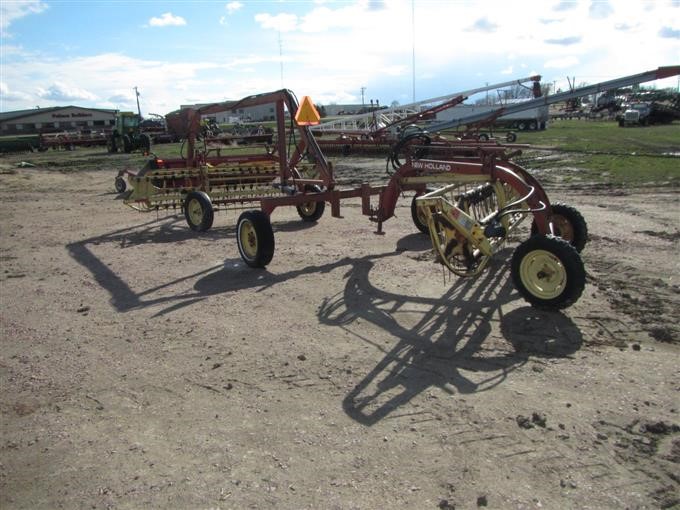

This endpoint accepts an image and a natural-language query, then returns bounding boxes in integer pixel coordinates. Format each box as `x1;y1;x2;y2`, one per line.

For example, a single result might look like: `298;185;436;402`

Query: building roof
0;105;118;122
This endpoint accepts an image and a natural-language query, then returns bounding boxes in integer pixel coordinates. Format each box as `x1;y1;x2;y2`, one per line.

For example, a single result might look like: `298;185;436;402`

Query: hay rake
115;66;679;309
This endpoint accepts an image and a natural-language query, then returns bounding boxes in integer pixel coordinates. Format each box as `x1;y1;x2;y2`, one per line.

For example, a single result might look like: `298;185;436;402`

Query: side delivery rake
115;67;680;309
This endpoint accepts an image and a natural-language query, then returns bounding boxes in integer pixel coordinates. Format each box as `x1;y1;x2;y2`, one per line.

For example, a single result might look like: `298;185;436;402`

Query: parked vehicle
107;112;151;154
617;100;680;127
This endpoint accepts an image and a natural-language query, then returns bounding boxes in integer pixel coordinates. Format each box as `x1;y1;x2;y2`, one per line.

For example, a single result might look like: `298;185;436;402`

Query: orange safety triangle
295;96;321;126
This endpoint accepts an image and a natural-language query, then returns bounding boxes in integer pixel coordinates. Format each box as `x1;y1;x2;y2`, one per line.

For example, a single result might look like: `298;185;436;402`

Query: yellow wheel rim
239;220;258;259
187;198;204;226
299;202;316;216
519;249;567;300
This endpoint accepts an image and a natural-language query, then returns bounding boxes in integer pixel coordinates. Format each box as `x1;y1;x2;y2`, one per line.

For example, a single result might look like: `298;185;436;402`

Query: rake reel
414;175;586;310
417;181;529;277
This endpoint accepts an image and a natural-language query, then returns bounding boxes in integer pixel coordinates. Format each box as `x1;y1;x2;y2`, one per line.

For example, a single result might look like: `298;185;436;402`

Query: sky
1;0;679;116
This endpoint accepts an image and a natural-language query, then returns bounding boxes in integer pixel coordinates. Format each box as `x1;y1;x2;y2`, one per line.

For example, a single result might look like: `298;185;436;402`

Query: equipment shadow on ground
314;245;583;426
66;217;422;315
67;218;583;418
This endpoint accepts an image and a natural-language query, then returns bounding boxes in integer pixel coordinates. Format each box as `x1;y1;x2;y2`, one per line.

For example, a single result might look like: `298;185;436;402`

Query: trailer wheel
511;235;585;310
237;210;275;268
506;132;517;143
183;191;214;232
531;202;588;253
411;191;431;234
296;185;325;222
114;176;127;193
478;133;490;142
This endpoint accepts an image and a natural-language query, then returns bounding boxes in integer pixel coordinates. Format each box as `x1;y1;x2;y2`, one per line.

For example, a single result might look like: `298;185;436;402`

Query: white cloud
1;52;236;114
544;56;580;69
0;81;32;102
467;17;499;33
36;82;98;102
254;12;298;32
589;0;614;19
553;1;577;12
226;2;243;14
0;0;48;36
659;26;680;39
148;12;187;27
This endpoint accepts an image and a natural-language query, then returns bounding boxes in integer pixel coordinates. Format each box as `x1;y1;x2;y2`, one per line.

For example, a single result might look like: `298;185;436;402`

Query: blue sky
1;0;679;115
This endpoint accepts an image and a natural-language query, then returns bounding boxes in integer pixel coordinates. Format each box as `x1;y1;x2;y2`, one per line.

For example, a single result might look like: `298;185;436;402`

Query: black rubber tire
237;210;275;268
411;191;431;234
506;132;517;143
121;135;132;153
511;235;585;310
183;191;214;232
139;133;151;153
296;185;325;222
531;202;588;253
114;176;126;193
478;133;490;142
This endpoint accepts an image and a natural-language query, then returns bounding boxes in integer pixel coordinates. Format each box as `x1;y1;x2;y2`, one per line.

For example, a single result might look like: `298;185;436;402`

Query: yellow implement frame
415;180;529;277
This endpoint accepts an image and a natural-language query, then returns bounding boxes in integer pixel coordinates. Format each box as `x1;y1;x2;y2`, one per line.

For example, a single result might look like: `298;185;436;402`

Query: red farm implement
116;66;679;310
38;130;109;151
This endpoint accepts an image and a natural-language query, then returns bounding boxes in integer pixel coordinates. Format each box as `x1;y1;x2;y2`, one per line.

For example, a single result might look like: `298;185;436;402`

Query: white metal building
0;106;118;135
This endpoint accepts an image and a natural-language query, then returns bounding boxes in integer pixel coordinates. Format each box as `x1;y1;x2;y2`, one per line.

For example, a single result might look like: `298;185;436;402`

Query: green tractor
107;112;151;154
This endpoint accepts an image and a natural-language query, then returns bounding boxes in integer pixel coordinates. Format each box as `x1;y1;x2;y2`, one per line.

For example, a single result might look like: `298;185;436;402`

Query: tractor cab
107;111;151;154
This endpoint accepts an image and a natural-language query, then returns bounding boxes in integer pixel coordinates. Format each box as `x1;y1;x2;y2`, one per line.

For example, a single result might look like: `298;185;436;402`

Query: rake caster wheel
506;132;517;143
183;191;214;232
114;176;126;193
511;235;585;310
296;185;325;222
237;210;275;268
411;190;434;234
531;202;588;253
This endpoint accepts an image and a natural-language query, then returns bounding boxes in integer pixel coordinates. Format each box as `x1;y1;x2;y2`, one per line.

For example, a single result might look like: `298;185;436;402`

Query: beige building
0;106;118;135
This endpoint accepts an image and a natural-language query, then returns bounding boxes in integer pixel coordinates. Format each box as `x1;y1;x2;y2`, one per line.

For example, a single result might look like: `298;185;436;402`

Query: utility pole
360;86;366;106
134;86;141;118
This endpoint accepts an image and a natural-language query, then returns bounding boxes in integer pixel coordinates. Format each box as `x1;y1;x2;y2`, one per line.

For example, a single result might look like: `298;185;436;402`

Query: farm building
0;106;118;135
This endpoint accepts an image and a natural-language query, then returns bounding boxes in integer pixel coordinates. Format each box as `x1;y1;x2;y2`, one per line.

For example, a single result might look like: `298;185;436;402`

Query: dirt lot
0;149;679;509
